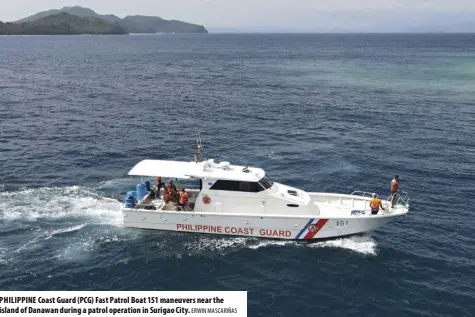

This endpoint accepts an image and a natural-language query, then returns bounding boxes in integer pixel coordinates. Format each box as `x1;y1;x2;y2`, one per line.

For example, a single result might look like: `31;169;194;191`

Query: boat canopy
128;159;266;182
128;160;197;179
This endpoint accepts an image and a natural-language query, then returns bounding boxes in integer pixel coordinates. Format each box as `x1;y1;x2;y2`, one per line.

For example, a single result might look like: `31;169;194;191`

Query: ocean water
0;34;474;316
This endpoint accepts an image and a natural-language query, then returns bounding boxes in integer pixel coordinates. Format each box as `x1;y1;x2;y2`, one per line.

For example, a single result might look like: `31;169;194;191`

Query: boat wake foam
0;185;122;225
248;234;377;255
43;224;87;240
95;178;134;191
247;239;298;249
0;185;139;264
306;234;377;255
183;236;252;253
0;247;7;265
182;234;377;256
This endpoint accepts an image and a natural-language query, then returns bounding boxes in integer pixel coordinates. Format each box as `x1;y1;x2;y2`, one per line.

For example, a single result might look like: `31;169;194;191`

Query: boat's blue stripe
296;218;315;239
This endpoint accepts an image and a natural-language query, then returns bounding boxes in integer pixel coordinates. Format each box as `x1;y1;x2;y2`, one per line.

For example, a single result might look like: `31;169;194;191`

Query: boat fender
202;195;211;204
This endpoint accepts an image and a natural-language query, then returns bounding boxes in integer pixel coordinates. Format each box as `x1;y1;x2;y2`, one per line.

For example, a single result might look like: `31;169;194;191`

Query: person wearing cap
369;193;385;215
178;188;189;209
390;175;400;208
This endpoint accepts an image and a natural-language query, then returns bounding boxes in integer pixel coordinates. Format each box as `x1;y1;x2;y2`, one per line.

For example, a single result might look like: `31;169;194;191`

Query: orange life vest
370;198;381;210
163;187;172;201
179;192;189;205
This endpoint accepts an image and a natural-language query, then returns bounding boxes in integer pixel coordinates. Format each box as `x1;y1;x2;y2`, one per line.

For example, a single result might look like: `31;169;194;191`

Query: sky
2;0;475;32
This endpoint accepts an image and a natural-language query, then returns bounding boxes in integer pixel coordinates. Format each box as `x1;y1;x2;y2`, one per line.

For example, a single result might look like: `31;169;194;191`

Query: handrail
386;190;410;207
350;191;375;198
350;190;410;207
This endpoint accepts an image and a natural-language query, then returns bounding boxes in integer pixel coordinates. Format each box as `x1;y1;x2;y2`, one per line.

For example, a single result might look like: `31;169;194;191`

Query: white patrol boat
121;136;409;240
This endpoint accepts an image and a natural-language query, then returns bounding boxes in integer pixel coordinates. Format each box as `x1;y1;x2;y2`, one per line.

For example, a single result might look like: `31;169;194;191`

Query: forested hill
13;6;208;34
0;12;126;35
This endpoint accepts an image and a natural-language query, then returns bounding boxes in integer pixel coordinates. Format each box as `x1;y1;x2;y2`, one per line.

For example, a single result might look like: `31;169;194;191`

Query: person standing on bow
390;175;399;208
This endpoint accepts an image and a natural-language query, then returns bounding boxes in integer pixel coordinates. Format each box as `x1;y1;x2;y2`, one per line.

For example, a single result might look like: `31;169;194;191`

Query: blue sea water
0;33;474;316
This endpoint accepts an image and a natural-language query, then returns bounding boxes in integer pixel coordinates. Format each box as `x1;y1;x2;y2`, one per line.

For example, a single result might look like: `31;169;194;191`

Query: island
0;6;208;35
0;12;126;35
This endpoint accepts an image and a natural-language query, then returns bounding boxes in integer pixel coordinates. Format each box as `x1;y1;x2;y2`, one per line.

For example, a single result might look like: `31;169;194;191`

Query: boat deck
135;188;200;211
129;187;409;219
308;191;409;218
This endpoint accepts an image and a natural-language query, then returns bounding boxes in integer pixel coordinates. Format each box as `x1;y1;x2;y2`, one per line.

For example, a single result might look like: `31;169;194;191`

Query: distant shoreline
1;32;474;36
0;33;211;36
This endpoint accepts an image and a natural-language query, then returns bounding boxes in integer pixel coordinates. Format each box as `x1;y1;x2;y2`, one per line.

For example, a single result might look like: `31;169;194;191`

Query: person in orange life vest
390;175;399;208
178;188;189;209
369;193;385;215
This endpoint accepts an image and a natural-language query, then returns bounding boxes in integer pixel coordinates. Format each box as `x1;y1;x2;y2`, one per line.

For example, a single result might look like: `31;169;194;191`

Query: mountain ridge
14;6;208;33
0;12;127;35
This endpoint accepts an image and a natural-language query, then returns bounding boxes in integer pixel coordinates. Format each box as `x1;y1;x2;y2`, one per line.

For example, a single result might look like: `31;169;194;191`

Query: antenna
195;130;207;161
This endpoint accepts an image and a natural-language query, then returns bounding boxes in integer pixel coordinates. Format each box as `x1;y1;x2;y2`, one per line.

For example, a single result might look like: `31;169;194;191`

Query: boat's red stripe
304;219;329;239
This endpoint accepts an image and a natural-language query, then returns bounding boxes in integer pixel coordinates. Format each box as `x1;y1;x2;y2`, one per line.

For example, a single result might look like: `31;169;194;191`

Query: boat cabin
124;158;311;214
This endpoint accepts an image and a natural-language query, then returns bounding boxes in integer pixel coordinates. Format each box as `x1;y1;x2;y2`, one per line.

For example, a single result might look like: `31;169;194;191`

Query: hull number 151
336;221;349;227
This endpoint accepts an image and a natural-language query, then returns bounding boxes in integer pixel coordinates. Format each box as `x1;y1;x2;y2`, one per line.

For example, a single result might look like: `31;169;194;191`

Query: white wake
181;234;377;256
0;185;139;263
0;185;122;225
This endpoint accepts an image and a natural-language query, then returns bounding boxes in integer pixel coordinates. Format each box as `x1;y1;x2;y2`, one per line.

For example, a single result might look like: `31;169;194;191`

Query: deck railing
387;190;410;207
350;190;410;207
350;191;375;198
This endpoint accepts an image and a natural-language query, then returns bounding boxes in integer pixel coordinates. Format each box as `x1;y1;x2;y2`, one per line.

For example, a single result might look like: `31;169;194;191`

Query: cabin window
258;175;274;189
209;180;265;192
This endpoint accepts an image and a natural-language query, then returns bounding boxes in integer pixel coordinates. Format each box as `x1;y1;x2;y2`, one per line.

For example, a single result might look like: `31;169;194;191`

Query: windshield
258;175;274;190
147;177;202;190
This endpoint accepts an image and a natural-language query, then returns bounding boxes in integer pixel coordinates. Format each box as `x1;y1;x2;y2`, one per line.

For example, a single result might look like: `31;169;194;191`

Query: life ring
202;195;211;204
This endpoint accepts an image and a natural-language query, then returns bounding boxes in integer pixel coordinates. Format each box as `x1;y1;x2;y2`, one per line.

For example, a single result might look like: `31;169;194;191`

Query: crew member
178;188;189;210
155;176;163;198
157;176;163;188
369;193;385;215
170;179;177;192
163;184;173;204
169;180;178;202
390;175;399;208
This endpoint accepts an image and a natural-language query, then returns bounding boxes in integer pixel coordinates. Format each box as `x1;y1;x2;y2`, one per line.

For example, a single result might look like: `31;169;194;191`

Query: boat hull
121;209;399;240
